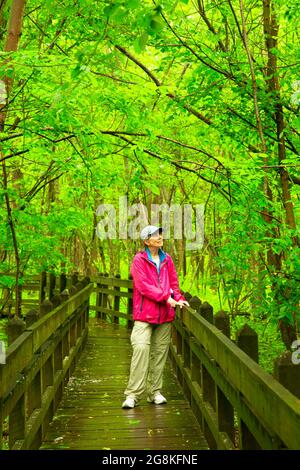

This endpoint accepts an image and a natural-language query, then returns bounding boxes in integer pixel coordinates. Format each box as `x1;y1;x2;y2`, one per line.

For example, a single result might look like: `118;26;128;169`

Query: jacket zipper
145;255;168;324
157;269;162;323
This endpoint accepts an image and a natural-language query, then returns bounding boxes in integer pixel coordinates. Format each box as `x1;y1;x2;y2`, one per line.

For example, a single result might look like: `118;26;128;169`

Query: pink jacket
130;247;186;324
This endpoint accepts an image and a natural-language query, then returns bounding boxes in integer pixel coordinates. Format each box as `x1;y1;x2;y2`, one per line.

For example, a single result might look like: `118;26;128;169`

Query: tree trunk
263;0;299;346
0;0;26;317
263;0;298;239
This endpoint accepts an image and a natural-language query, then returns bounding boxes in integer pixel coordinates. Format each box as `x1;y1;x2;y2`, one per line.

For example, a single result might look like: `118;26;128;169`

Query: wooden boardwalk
40;318;208;450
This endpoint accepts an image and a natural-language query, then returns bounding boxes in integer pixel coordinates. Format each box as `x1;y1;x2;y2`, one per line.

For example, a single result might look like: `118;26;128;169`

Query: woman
122;225;189;409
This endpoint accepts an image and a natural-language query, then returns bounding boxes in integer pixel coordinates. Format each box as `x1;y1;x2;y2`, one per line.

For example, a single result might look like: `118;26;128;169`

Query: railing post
62;324;70;358
274;351;300;399
191;344;201;386
26;308;39;327
58;273;67;293
39;271;46;305
77;309;82;340
84;276;90;328
40;299;53;317
198;301;217;449
71;272;79;286
189;295;202;312
53;339;63;411
183;291;193;303
102;273;109;320
214;310;235;444
27;371;42;448
9;394;25;449
239;420;261;450
198;301;215;410
96;272;103;319
113;273;120;324
59;289;70;304
236;323;260;449
69;282;78;296
69;317;77;375
47;273;56;301
50;294;61;309
70;317;77;349
176;327;182;356
182;327;191;403
216;386;235;444
236;323;259;363
63;327;71;386
53;274;60;297
183;331;190;369
7;316;26;345
199;301;213;323
214;310;230;338
190;338;204;437
41;354;54;438
102;272;109;321
188;296;202;389
66;273;72;290
201;364;216;410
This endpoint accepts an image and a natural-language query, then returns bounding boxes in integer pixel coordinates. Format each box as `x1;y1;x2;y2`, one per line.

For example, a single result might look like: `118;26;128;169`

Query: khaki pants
124;320;172;402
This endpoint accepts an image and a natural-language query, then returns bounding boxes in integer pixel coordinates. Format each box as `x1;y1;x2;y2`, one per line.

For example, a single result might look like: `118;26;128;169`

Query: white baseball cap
140;225;163;240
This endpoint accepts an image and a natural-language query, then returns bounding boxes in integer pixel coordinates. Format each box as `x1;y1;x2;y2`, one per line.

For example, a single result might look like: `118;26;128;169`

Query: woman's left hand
176;300;190;309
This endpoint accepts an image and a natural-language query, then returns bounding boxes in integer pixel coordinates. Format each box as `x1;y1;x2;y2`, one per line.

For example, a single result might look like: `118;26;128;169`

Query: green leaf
139;32;148;51
126;0;140;7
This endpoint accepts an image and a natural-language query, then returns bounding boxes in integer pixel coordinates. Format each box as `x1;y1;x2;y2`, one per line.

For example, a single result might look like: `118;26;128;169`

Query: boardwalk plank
40;319;208;450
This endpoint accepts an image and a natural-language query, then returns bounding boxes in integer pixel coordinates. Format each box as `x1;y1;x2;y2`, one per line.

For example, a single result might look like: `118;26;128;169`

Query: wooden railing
0;272;79;317
0;274;41;316
0;277;93;450
92;273;133;327
1;273;300;450
170;298;300;450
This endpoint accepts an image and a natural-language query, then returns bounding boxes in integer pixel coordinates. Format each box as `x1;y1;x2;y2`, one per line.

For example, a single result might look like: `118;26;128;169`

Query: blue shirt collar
145;246;166;271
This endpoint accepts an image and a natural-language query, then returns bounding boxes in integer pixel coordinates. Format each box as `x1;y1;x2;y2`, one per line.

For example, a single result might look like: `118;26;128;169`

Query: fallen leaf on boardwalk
128;419;140;425
147;429;153;436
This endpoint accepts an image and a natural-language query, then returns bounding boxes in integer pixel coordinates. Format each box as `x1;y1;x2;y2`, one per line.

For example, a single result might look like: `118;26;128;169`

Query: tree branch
115;45;161;86
105;132;232;202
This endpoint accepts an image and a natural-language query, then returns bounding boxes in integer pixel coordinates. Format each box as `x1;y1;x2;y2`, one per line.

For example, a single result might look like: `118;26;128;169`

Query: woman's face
144;230;163;248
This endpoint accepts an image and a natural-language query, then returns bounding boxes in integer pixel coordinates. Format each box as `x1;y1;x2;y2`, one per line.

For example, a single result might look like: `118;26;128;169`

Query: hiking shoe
122;397;136;408
148;393;167;405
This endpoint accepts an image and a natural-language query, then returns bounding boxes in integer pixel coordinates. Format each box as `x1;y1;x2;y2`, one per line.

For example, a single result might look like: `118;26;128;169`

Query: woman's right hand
167;296;178;308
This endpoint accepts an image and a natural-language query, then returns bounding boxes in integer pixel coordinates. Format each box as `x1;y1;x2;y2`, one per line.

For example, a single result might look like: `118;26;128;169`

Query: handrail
171;306;300;449
0;280;93;450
